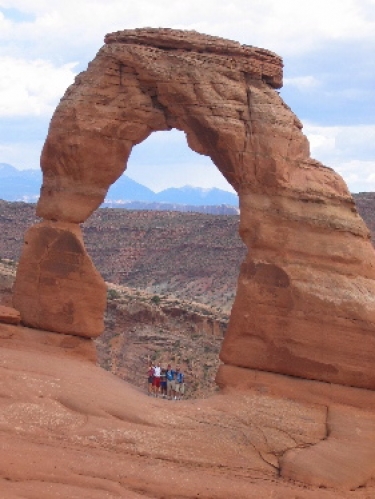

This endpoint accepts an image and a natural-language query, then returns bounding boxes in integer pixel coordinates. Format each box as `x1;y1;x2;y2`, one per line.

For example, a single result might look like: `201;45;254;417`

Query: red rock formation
0;305;20;325
13;28;375;392
13;221;106;337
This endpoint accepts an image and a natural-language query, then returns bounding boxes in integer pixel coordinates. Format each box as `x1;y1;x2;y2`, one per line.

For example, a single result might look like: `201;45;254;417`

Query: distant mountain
0;163;238;208
154;186;238;206
106;174;156;202
0;163;17;177
0;163;42;202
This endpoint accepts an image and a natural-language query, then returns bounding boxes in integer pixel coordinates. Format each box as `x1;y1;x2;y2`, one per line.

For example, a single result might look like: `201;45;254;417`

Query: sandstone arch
13;28;375;390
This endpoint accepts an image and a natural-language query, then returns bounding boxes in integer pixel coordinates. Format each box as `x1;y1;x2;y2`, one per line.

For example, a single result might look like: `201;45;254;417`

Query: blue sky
0;0;374;193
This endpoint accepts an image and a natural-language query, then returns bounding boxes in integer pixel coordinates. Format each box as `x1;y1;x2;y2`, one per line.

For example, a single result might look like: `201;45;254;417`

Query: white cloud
0;10;11;30
0;57;77;117
1;0;375;61
303;123;375;192
284;75;321;90
335;160;375;192
304;123;375;161
0;139;44;169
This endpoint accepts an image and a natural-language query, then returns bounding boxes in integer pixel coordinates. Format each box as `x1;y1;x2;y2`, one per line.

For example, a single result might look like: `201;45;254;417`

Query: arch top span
36;27;308;224
104;27;283;89
36;27;351;225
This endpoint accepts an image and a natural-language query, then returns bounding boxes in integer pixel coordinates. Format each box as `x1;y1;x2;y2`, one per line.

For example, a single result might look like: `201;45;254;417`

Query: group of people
147;362;185;400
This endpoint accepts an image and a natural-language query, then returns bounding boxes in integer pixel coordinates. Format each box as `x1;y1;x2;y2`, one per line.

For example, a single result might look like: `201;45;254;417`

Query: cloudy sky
0;0;374;193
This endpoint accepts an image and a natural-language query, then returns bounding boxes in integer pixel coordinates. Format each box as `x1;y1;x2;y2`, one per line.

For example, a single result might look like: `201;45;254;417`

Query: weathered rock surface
217;364;375;491
13;221;106;337
0;305;20;325
1;322;375;497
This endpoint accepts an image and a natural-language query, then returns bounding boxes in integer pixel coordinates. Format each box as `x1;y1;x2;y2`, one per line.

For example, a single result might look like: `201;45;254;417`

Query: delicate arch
13;28;375;390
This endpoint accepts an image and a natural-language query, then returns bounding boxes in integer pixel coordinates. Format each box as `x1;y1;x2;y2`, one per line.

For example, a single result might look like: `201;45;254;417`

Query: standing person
175;366;185;400
153;362;161;397
147;362;154;396
166;364;175;400
160;367;167;398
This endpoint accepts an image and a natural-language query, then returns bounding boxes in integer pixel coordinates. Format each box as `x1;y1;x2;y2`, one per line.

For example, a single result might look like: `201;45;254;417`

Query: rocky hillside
0;200;245;311
0;258;15;307
353;193;375;244
82;209;244;311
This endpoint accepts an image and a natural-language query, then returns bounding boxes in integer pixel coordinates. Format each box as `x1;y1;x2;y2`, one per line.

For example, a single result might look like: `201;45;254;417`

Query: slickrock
1;322;375;497
0;305;20;325
280;405;375;490
217;364;375;491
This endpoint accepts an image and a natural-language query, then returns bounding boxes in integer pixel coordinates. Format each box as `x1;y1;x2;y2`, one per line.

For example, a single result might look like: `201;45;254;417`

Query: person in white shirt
153;362;161;397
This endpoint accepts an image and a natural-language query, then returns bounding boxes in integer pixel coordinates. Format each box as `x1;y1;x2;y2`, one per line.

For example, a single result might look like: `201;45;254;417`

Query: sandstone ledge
0;323;97;363
104;27;283;88
0;305;20;325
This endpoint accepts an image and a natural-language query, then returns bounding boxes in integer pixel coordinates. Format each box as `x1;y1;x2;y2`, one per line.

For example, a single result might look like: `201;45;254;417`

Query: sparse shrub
151;295;161;306
107;288;121;300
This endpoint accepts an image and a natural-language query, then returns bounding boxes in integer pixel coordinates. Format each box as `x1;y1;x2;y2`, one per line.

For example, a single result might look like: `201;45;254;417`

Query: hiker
153;362;161;397
174;366;185;400
160;367;167;398
166;364;175;400
147;362;154;396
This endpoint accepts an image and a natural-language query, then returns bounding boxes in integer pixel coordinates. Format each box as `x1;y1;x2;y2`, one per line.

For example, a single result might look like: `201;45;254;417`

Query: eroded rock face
0;305;21;325
13;28;375;386
13;221;106;337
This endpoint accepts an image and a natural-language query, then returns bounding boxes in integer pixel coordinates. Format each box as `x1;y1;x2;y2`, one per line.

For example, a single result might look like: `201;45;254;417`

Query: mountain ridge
0;163;238;209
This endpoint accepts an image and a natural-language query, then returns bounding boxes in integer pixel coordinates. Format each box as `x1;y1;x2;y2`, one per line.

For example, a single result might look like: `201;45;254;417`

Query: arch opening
124;129;237;195
84;129;243;399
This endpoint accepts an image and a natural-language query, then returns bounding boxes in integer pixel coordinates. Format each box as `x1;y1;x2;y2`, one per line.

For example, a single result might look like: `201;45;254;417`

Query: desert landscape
1;27;375;499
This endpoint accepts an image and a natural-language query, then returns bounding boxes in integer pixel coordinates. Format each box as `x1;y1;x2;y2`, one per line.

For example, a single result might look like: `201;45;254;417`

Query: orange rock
0;305;20;325
13;221;106;338
1;322;375;498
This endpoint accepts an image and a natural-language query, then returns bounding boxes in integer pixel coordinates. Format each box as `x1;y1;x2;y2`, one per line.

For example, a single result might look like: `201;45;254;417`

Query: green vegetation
151;295;161;306
107;288;121;300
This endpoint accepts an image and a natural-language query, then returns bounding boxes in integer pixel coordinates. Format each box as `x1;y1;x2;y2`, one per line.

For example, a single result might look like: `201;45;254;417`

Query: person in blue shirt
166;364;176;400
174;366;185;400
